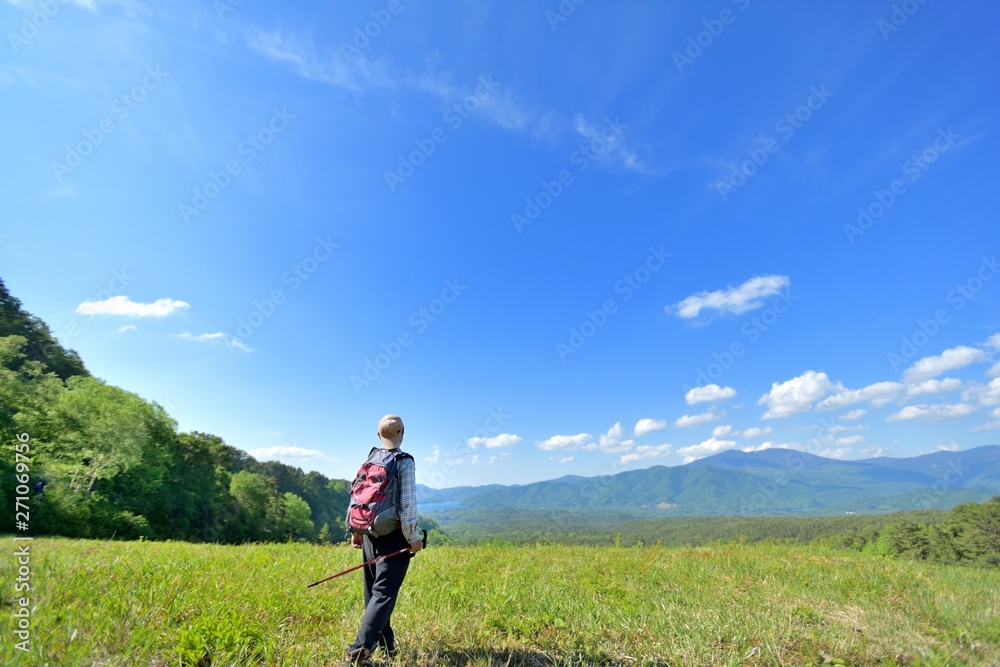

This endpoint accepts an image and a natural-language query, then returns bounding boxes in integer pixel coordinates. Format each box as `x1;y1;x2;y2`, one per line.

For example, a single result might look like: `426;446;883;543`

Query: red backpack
347;447;412;537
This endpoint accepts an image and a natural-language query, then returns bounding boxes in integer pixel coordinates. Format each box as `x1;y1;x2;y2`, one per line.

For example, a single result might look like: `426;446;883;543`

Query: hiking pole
307;530;427;589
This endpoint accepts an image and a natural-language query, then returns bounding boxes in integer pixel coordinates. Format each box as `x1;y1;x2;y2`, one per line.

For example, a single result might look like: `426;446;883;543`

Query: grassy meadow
1;537;998;667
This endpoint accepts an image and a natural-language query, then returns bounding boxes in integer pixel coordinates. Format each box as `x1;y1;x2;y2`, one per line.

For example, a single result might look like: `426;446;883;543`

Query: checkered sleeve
397;455;419;544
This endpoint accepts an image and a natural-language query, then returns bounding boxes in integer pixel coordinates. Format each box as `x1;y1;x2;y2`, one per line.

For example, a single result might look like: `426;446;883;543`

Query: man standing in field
346;414;422;664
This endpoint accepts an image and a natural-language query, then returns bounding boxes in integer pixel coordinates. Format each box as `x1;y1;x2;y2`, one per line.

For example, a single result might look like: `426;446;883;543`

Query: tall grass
1;538;998;666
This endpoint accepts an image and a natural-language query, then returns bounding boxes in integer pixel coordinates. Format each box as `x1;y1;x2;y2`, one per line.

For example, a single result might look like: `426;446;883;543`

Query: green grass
1;538;998;666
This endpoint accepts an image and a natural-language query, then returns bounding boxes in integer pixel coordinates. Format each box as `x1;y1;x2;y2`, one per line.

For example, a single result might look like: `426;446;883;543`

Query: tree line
435;501;1000;566
0;278;350;544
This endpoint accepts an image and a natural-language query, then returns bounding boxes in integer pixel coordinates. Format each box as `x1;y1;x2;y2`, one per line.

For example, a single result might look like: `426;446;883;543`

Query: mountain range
417;445;1000;517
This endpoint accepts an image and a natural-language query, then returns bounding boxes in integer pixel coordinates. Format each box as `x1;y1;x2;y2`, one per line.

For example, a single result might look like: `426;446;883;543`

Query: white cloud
826;425;866;434
886;403;977;422
993;407;1000;419
560;456;574;464
740;426;773;439
618;444;673;465
713;424;771;439
675;411;722;428
573;114;649;174
469;455;480;465
985;333;1000;350
906;378;962;397
425;447;441;463
937;442;961;452
116;325;137;333
860;446;890;457
971;421;1000;432
537;433;592;451
245;30;383;93
668;275;790;320
489;452;511;465
962;378;1000;406
712;425;732;438
248;445;338;465
903;346;990;383
634;418;667;437
836;435;865;446
77;295;190;317
818;448;851;459
677;437;737;463
596;423;634;452
685;384;736;405
841;409;867;421
178;332;252;353
988;362;1000;378
247;30;559;141
468;433;522;449
817;382;905;411
759;371;843;418
742;441;791;453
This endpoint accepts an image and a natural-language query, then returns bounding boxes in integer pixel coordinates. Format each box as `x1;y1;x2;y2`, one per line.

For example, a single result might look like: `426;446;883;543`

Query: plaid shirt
395;452;419;543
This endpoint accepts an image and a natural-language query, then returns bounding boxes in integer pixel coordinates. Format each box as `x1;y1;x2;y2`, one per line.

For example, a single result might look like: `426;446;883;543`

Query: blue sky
2;0;999;487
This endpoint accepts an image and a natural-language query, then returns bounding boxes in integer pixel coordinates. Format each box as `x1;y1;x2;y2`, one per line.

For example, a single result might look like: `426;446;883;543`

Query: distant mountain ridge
418;445;1000;517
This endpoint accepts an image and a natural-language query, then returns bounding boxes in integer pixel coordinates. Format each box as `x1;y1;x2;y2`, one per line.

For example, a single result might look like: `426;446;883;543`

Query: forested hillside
0;278;351;543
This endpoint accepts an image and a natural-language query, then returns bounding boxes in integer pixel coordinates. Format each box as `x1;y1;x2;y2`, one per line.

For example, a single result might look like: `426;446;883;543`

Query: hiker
345;414;422;664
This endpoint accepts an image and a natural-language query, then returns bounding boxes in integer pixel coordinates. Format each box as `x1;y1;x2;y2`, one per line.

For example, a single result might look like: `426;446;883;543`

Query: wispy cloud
247;444;338;466
77;295;189;317
668;275;790;321
245;30;387;93
816;381;905;411
675;411;722;428
178;332;252;352
886;403;976;422
619;444;673;465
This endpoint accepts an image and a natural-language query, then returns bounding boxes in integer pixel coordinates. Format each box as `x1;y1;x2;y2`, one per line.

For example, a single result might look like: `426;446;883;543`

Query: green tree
280;492;315;541
950;496;1000;562
229;471;278;541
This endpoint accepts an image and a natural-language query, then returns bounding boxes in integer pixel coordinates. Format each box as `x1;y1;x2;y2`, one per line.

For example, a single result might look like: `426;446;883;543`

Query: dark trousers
349;530;411;653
